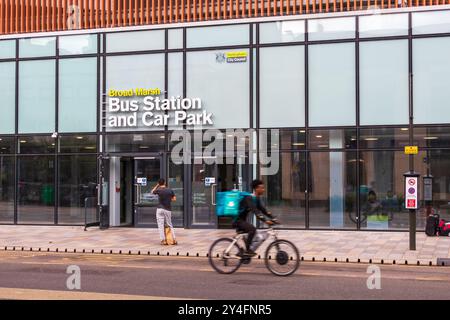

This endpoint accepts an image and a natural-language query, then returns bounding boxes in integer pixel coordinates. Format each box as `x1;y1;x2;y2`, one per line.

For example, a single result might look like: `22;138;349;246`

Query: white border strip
0;4;450;40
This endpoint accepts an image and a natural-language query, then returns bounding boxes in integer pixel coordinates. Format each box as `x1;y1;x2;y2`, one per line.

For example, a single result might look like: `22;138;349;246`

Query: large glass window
106;133;166;153
412;10;450;35
187;24;249;48
260;46;305;128
168;29;183;49
413;37;450;124
0;137;15;154
360;40;409;125
359;151;410;230
259;20;305;44
186;49;249;129
19;60;56;133
19;37;56;58
308;43;356;126
0;156;14;223
414;127;450;148
0;62;16;134
106;54;165;132
309;129;357;149
58;155;97;225
308;17;355;41
309;151;357;229
168;52;184;130
417;150;450;224
59;58;97;133
168;161;184;227
59;135;97;153
17;156;55;224
18;136;56;154
359;127;410;149
263;129;306;150
59;34;98;55
261;152;306;228
106;30;165;52
0;40;15;59
359;13;408;38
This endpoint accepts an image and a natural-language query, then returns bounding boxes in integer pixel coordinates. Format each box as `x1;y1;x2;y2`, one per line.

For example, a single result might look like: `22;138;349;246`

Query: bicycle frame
224;228;278;255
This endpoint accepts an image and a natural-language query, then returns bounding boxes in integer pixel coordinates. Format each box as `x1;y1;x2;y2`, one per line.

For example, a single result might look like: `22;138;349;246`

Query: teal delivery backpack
216;190;253;218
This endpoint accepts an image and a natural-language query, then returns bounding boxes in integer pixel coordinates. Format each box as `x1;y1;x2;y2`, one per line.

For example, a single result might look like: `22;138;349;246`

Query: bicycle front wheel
208;238;243;274
264;239;300;276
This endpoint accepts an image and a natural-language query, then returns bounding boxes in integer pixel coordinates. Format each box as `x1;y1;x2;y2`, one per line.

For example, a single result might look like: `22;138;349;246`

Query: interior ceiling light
424;136;438;140
364;137;379;141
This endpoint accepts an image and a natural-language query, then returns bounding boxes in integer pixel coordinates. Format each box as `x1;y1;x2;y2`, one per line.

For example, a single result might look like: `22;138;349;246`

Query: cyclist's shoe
244;249;257;257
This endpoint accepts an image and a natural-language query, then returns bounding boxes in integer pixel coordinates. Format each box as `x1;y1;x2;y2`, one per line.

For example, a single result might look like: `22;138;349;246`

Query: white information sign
405;177;418;209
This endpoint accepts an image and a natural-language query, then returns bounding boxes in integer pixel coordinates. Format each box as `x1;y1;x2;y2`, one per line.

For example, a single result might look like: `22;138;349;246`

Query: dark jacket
237;195;272;222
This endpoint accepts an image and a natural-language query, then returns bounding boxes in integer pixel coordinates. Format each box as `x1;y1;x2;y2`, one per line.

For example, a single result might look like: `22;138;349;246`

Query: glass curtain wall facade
0;8;449;230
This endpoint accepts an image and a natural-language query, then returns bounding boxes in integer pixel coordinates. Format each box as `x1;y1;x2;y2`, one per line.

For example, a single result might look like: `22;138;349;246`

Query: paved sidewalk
0;225;449;265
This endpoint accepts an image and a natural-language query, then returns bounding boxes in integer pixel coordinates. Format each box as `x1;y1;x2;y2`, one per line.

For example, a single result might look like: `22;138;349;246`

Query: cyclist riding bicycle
233;179;278;257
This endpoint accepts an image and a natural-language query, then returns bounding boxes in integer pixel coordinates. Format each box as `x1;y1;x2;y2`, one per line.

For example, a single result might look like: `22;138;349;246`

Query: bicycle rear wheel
208;238;243;274
264;239;300;276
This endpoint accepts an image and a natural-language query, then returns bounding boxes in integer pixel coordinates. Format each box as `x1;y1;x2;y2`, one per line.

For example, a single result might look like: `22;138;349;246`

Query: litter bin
41;184;54;205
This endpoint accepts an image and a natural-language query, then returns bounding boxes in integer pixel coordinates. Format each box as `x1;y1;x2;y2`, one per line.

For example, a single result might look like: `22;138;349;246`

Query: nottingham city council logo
215;52;226;63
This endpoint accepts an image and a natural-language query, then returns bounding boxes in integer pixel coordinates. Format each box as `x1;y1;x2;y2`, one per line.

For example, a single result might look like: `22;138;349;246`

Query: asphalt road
0;251;449;300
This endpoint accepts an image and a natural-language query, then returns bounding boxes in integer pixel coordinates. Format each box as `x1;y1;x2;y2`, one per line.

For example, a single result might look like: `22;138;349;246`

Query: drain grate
437;258;450;266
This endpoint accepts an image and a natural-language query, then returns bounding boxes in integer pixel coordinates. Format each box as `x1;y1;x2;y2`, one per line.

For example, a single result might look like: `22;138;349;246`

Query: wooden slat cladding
0;0;447;35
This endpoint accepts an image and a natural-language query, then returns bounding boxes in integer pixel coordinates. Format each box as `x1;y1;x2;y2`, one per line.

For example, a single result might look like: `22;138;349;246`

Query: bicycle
208;219;300;276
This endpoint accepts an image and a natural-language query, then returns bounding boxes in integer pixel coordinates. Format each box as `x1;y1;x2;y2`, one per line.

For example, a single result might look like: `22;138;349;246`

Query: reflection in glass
414;127;450;148
259;20;305;44
19;37;56;58
359;13;408;38
417;150;450;224
0;62;15;134
0;137;15;154
58;155;97;224
359;127;410;149
309;129;356;149
412;11;450;35
359;40;409;126
308;17;355;41
59;34;97;55
106;54;165;132
0;40;15;59
106;133;166;153
192;163;216;226
308;43;356;126
186;50;249;129
18;156;55;224
106;30;165;52
135;158;161;225
413;37;450;124
261;152;306;228
309;152;357;229
19;60;56;133
0;156;14;223
59;135;97;153
359;151;410;230
59;58;97;133
18;136;56;154
169;162;184;227
187;25;249;48
260;46;305;128
168;29;183;49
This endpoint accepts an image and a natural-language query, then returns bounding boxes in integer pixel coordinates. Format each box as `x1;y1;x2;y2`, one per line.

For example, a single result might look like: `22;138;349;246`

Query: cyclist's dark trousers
235;220;256;251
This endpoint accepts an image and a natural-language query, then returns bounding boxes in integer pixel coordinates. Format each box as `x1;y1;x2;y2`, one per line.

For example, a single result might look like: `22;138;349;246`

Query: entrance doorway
116;156;163;227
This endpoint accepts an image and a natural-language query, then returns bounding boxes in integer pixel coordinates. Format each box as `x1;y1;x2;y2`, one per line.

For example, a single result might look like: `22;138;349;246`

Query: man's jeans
156;208;176;241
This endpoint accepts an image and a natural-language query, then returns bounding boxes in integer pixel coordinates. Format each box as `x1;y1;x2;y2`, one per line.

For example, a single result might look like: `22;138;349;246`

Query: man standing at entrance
152;179;177;245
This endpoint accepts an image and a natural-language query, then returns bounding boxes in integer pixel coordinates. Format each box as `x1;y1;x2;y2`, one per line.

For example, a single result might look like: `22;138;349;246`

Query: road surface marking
0;287;195;300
